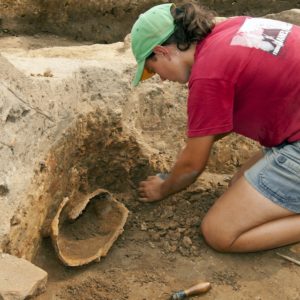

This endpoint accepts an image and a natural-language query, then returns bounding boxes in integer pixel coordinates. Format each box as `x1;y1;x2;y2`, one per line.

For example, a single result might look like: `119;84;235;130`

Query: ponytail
164;2;216;51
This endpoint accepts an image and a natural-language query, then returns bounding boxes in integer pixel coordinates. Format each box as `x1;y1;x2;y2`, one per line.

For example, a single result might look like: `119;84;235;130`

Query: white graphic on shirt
231;18;292;55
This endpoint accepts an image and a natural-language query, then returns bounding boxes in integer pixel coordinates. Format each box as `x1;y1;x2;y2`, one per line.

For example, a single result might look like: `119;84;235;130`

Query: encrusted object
50;189;128;267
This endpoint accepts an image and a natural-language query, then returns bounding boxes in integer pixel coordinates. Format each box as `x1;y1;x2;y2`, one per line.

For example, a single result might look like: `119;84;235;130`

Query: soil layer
34;183;300;300
1;0;300;42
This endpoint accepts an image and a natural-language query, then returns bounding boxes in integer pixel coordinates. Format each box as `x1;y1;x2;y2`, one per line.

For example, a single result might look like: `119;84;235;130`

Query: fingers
138;184;148;200
138;197;151;202
138;186;146;194
137;175;164;202
138;191;147;198
147;176;158;180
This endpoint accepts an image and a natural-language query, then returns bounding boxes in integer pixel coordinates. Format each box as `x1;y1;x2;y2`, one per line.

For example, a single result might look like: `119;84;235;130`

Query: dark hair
168;2;216;50
148;1;216;59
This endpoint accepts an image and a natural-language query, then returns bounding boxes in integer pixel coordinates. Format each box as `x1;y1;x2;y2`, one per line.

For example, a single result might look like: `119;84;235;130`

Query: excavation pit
2;3;300;299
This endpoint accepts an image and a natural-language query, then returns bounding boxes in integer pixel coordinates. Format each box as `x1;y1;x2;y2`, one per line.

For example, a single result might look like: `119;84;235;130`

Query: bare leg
201;176;300;252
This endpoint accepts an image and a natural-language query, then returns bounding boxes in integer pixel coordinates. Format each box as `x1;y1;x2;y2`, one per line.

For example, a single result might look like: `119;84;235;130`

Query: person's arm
138;135;215;202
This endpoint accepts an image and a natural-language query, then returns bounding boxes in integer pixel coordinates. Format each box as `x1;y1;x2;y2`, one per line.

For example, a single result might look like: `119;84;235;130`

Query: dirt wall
1;0;300;42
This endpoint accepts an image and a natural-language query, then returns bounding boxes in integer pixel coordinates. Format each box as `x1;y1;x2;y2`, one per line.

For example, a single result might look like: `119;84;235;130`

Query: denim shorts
244;140;300;213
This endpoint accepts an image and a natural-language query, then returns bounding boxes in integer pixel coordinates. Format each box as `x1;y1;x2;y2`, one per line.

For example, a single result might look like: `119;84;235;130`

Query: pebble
150;232;161;242
182;236;193;248
168;231;181;241
140;222;147;231
154;221;169;230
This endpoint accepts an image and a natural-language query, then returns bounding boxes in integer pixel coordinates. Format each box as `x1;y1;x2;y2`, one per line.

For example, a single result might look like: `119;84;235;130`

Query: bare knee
201;215;236;252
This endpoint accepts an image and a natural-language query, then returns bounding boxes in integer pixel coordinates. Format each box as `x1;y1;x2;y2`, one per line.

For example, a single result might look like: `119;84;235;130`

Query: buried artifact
50;188;128;267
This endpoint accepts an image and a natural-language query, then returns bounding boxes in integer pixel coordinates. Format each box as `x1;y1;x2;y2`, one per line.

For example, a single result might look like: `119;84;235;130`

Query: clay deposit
1;1;300;299
51;189;128;267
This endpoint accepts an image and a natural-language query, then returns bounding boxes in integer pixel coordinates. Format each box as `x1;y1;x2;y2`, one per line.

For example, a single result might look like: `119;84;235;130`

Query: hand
138;176;164;202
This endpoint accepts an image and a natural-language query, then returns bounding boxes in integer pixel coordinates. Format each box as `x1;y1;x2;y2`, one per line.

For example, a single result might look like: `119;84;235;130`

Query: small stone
161;207;174;218
0;254;47;299
178;227;186;233
169;220;178;230
159;230;167;237
154;222;169;230
150;232;160;242
10;215;21;226
168;230;181;241
182;236;193;248
189;194;200;202
148;242;155;249
0;184;9;196
170;240;178;246
169;245;177;253
179;246;190;256
140;222;147;231
191;246;200;256
162;241;172;252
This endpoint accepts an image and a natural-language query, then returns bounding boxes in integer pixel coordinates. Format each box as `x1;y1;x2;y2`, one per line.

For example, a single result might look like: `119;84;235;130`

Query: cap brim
132;59;155;86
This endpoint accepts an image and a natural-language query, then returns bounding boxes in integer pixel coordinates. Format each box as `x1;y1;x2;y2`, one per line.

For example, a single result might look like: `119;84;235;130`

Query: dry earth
1;2;300;300
1;0;300;43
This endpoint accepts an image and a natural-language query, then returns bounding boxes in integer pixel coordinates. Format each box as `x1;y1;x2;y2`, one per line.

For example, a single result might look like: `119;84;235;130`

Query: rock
178;227;186;233
182;236;193;248
189;216;201;227
0;253;47;299
265;9;300;25
154;221;169;231
148;242;155;249
161;206;174;219
169;220;178;230
191;246;201;256
189;194;200;203
149;232;160;242
159;230;167;237
0;184;9;196
169;245;177;253
140;222;147;231
167;230;181;241
162;241;177;253
178;246;190;257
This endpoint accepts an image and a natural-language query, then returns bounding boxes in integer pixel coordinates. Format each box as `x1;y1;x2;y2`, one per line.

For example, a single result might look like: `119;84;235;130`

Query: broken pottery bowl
50;189;128;267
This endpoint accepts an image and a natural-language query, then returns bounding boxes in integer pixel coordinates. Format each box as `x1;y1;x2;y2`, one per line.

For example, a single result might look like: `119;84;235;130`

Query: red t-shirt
187;16;300;147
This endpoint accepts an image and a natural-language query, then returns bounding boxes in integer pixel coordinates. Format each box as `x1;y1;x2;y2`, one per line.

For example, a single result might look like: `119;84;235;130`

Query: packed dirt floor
1;1;300;300
34;181;300;300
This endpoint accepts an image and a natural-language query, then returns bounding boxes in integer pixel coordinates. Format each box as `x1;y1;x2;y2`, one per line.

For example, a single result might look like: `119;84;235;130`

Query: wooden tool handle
184;282;211;296
170;282;211;299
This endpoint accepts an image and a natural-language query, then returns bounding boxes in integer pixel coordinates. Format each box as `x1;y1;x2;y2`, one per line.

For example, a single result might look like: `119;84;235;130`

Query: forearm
138;136;214;202
160;165;201;198
160;138;213;198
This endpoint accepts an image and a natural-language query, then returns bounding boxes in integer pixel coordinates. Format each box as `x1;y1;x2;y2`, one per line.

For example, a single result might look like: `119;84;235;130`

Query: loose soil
34;179;300;300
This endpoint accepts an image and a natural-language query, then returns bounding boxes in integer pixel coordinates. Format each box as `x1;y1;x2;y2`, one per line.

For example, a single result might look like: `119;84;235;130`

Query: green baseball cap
131;3;175;86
